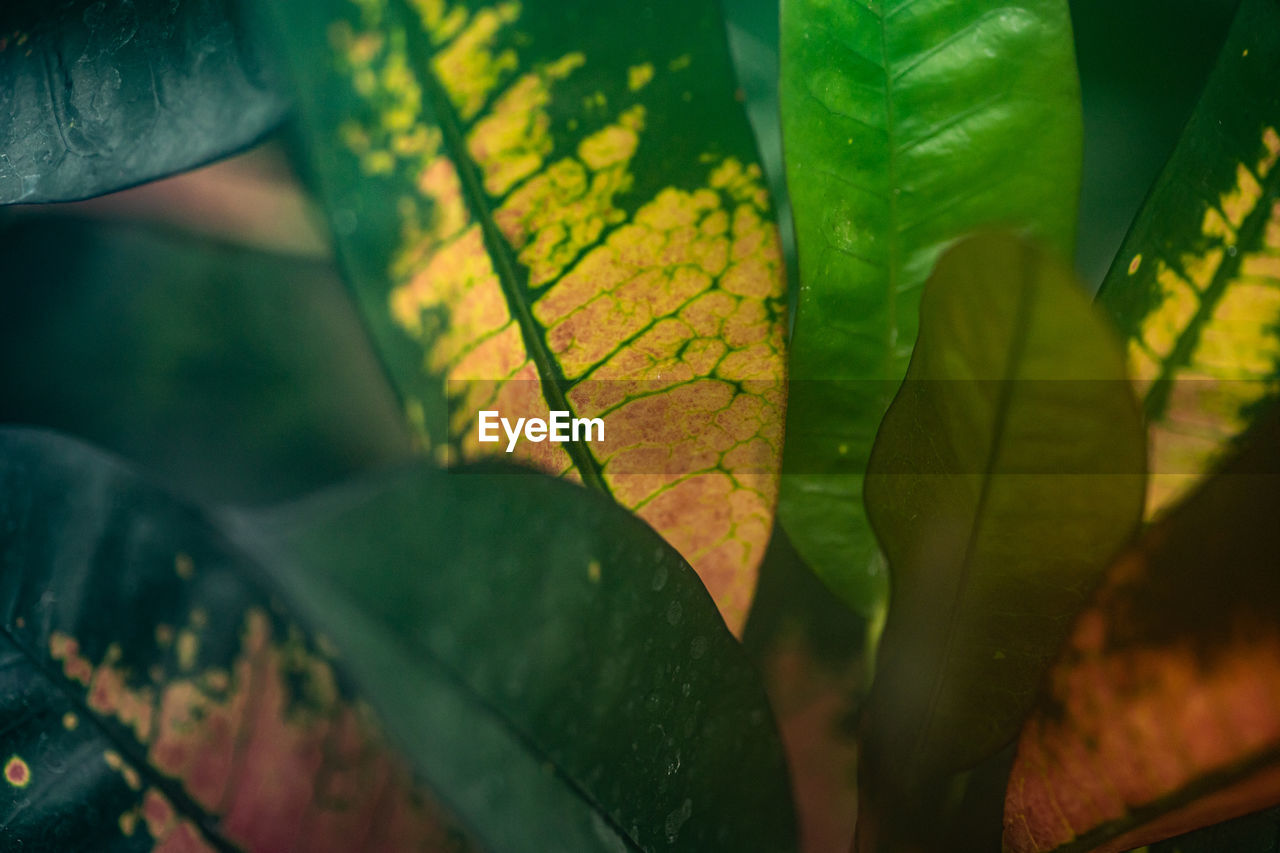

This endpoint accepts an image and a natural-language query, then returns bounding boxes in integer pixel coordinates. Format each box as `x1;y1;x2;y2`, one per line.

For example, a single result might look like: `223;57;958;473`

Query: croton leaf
0;428;478;851
253;0;788;633
1004;411;1280;853
0;0;289;204
235;455;799;853
776;0;1084;615
1097;0;1280;519
856;235;1145;850
0;215;409;505
0;427;797;851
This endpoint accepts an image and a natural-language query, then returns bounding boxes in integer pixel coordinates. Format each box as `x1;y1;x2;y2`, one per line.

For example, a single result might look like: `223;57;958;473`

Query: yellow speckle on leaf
361;150;396;175
5;755;31;788
467;52;585;196
176;630;199;672
587;560;602;582
1128;253;1142;275
628;63;654;91
62;712;77;730
174;553;194;580
432;3;521;121
364;0;784;635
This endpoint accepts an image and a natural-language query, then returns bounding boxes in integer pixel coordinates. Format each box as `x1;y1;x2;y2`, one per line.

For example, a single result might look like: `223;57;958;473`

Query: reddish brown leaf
1004;414;1280;853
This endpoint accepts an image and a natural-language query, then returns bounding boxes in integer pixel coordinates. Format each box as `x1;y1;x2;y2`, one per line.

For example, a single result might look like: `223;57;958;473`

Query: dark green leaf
0;215;409;504
777;0;1084;615
0;0;289;204
857;234;1144;848
1096;0;1280;520
235;459;800;853
252;0;788;632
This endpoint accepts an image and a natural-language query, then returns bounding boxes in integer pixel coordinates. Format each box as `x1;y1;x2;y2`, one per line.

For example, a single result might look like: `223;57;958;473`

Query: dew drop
651;565;668;592
664;798;693;843
666;600;683;626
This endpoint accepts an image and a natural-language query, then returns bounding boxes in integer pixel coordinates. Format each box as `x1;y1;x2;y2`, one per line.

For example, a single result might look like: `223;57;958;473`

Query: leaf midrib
391;0;611;496
903;243;1040;780
1045;742;1280;853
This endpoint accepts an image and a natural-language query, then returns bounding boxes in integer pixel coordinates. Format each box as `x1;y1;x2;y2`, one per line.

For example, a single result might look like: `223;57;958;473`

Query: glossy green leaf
0;0;288;204
1004;412;1280;853
0;427;798;851
253;0;788;633
0;215;410;505
778;0;1084;614
856;235;1145;850
1097;0;1280;521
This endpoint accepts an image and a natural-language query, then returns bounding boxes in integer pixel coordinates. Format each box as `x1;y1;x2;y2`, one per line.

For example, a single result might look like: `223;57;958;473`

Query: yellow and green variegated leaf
256;0;786;633
1098;0;1280;520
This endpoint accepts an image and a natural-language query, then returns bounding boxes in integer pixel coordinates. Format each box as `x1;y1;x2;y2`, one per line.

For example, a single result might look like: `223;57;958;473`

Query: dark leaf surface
237;458;800;853
0;0;289;204
1150;807;1280;853
0;426;799;851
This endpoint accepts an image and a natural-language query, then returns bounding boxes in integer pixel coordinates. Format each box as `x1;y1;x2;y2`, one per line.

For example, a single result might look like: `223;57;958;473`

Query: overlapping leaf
0;427;798;851
1098;0;1280;519
239;457;799;853
857;235;1145;851
0;0;288;204
777;0;1084;615
256;0;787;632
1004;413;1280;853
0;428;477;851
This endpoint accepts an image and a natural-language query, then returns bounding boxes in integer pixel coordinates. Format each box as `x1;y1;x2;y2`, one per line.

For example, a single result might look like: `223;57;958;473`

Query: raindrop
666;600;683;626
651;564;668;591
664;798;693;843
